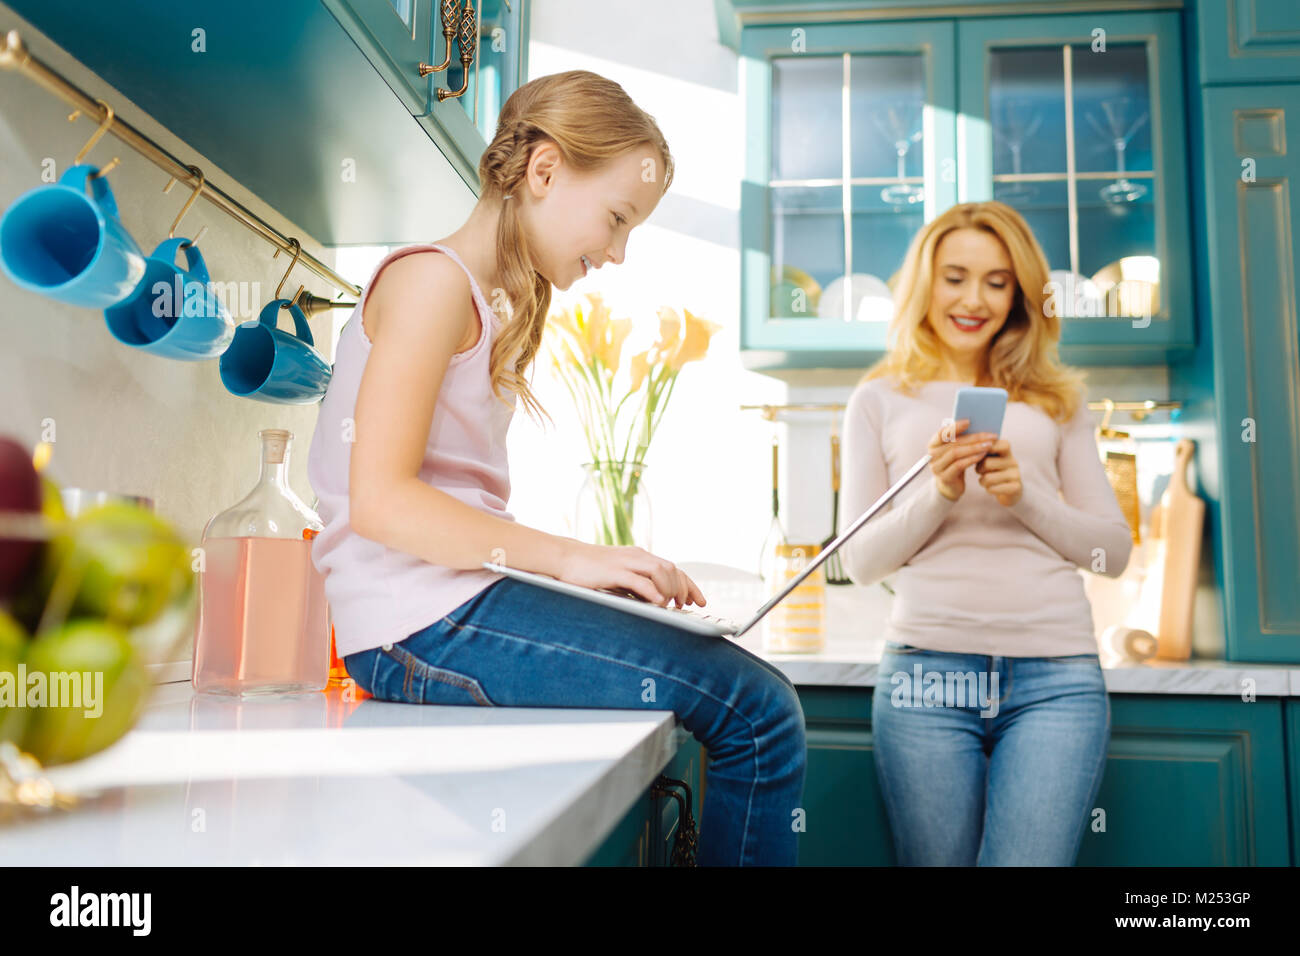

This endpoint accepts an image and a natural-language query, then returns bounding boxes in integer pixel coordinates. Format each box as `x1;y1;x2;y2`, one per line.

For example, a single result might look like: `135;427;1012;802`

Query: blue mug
219;298;331;404
104;237;234;360
0;164;145;308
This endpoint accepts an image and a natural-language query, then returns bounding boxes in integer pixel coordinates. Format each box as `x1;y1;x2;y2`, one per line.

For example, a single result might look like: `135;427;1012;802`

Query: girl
307;70;806;866
838;201;1132;865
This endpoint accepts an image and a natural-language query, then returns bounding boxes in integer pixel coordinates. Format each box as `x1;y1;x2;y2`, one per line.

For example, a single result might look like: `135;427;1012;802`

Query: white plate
818;273;894;322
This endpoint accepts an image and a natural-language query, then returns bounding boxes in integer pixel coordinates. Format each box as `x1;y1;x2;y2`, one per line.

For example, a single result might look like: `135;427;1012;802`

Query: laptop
483;453;933;639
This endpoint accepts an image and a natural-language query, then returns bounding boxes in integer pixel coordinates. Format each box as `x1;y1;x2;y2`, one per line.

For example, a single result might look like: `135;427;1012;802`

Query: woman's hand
927;418;996;501
975;438;1022;506
555;540;707;608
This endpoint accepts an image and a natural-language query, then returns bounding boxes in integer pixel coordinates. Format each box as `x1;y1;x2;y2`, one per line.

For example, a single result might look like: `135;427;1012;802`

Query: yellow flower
628;349;651;393
654;306;682;364
547;293;638;384
597;317;634;378
653;307;721;371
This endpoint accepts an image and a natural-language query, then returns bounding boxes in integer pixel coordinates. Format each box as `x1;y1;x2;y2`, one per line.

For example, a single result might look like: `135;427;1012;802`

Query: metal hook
273;238;303;299
68;98;120;177
163;164;207;246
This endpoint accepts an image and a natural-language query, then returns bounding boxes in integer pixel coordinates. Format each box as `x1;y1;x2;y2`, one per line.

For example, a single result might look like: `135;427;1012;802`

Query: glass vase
574;460;653;550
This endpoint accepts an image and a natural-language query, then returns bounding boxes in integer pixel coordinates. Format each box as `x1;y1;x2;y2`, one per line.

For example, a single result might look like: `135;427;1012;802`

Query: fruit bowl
0;489;196;819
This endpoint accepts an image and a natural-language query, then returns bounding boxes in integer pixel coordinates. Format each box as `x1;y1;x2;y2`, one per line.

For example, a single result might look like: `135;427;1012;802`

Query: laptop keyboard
600;587;739;630
664;604;740;630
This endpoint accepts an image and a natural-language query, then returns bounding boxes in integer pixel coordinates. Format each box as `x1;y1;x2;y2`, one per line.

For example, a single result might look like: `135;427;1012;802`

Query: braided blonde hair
478;69;674;427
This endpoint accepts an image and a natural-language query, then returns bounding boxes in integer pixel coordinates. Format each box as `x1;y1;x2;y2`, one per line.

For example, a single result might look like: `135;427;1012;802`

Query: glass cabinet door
741;21;956;360
957;12;1191;353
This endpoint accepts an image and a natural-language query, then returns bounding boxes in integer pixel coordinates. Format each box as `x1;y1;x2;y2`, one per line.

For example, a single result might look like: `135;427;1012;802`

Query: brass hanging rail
0;29;362;304
741;398;1182;422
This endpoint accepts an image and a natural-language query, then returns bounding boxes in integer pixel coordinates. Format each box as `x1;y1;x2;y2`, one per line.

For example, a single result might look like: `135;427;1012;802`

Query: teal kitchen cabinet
1199;83;1300;663
739;20;957;372
323;0;530;195
794;688;1289;866
584;730;704;866
796;687;896;865
1077;695;1290;866
1288;700;1300;867
587;688;1292;866
2;0;530;243
735;5;1195;372
1198;0;1300;85
958;12;1195;365
320;0;440;114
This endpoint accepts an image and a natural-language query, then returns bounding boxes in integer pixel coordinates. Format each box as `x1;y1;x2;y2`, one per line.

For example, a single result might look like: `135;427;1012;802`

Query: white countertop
694;565;1300;697
0;682;690;866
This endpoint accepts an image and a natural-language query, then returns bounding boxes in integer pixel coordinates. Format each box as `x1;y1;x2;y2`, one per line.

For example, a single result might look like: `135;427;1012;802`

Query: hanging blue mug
0;164;145;308
219;298;331;404
104;237;234;360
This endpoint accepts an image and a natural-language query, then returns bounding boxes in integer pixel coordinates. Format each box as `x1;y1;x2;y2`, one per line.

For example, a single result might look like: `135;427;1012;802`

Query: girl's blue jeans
343;577;807;866
871;641;1110;865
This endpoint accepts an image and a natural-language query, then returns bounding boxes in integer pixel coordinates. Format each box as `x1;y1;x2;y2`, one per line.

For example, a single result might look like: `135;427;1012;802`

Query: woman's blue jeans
342;577;807;866
871;641;1110;865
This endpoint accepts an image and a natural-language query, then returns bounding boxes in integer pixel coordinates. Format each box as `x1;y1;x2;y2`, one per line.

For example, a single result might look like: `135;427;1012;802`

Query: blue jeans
871;641;1110;866
342;577;807;866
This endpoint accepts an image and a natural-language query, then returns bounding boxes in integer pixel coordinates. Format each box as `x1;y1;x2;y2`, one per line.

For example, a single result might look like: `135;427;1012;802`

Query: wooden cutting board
1150;439;1205;660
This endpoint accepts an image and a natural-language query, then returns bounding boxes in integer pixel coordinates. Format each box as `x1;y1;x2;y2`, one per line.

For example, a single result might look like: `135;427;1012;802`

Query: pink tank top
307;243;516;658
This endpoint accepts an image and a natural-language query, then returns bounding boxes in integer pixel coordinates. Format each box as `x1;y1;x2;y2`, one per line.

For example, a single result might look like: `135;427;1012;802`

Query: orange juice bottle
301;526;369;697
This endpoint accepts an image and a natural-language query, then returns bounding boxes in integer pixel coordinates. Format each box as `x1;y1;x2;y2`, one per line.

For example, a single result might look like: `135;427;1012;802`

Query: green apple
0;608;28;744
41;501;192;629
19;618;150;766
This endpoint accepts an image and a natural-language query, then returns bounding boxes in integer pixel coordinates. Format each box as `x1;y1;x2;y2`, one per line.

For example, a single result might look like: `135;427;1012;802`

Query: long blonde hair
478;70;674;426
861;201;1086;423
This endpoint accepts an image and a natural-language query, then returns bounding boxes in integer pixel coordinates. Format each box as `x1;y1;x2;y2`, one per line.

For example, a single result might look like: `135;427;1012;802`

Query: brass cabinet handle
417;0;461;76
418;0;479;102
436;0;478;101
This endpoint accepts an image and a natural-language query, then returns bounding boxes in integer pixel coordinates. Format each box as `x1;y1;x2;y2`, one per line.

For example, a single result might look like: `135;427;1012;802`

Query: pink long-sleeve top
837;376;1132;657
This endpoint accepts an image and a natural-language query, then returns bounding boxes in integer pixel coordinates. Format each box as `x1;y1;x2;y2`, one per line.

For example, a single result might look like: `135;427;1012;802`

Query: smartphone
951;386;1008;444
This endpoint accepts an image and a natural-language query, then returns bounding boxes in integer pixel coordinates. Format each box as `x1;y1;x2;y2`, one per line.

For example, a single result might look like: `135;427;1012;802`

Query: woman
307;70;805;866
837;201;1133;865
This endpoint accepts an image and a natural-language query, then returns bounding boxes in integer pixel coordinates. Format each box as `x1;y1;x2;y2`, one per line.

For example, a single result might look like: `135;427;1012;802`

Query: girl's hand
556;541;706;609
927;418;996;502
975;438;1022;506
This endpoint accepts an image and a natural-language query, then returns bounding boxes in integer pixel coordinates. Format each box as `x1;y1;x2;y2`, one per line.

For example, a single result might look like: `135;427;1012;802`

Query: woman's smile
950;312;990;333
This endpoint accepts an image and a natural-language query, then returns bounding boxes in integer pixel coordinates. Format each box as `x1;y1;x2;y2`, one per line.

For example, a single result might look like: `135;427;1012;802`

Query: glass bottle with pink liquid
192;428;330;695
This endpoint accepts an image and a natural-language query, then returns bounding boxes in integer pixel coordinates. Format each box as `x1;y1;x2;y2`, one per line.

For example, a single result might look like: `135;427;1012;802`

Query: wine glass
993;97;1042;205
1085;97;1149;204
871;100;924;206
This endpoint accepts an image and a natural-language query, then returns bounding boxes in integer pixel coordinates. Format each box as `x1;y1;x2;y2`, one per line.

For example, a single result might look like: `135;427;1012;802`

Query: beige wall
0;4;346;551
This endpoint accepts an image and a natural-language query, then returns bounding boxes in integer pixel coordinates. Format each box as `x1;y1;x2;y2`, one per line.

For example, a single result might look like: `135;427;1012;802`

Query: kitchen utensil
822;431;850;585
757;435;787;580
1104;451;1141;544
104;237;234;360
0;164;145;308
218;298;331;404
1152;439;1204;660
